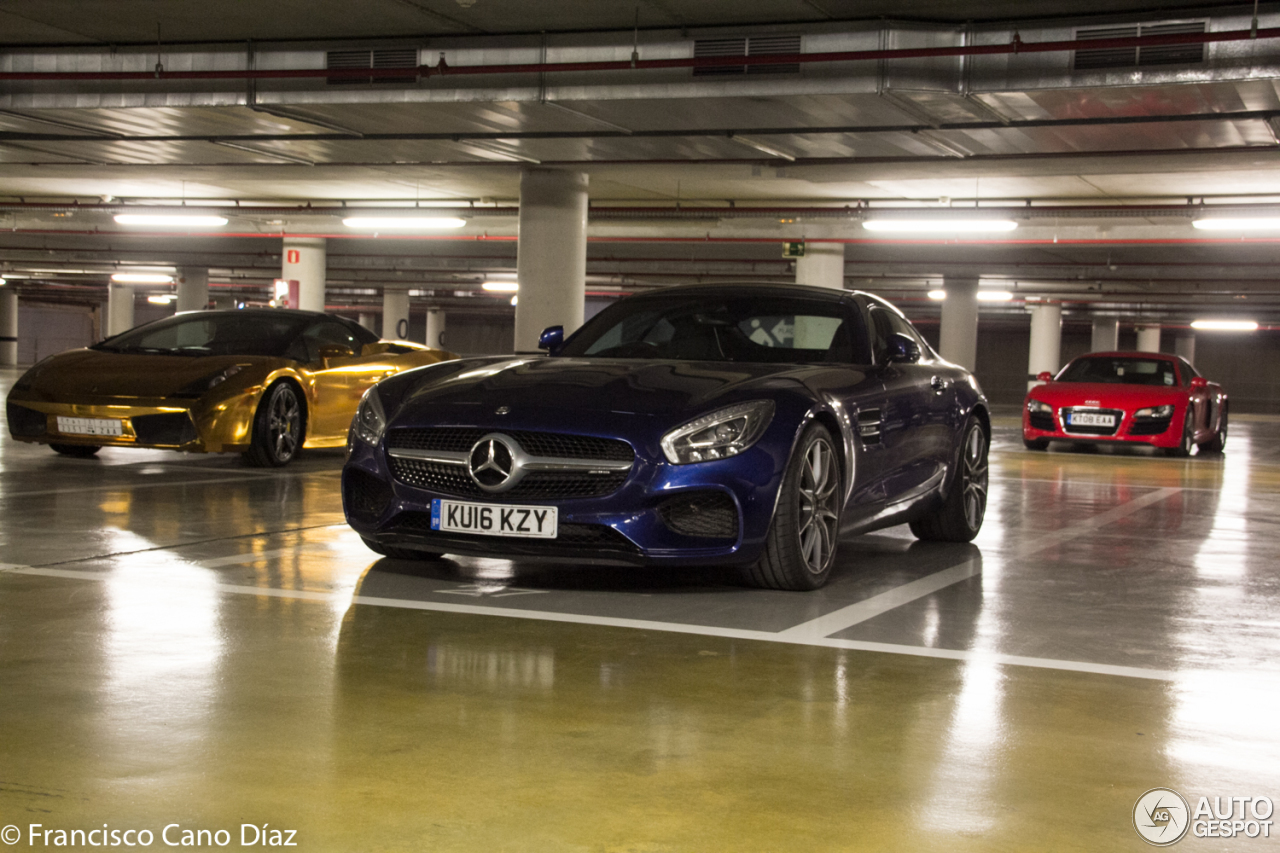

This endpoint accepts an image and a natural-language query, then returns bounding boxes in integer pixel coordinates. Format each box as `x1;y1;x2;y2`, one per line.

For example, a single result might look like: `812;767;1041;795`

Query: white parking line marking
778;486;1182;641
0;560;1176;681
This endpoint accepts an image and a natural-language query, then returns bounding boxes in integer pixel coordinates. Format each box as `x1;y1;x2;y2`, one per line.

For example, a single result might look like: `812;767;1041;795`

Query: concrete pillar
1091;317;1119;352
282;237;327;312
1175;333;1196;366
176;267;209;313
1136;325;1161;353
1027;303;1062;389
515;169;588;352
939;276;979;370
107;283;136;336
425;307;446;349
358;312;376;333
382;287;410;341
795;244;846;289
0;288;17;365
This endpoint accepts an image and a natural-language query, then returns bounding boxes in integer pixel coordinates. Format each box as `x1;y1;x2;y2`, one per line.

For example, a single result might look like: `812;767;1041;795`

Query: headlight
1026;399;1052;414
173;364;249;397
1134;404;1174;419
661;401;775;464
351;388;387;447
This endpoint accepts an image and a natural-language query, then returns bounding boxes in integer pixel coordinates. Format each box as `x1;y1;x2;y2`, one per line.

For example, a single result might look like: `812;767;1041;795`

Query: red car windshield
1058;357;1179;387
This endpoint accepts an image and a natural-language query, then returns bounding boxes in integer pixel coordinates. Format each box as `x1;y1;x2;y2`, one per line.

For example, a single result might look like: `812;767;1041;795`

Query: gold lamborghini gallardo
6;308;457;466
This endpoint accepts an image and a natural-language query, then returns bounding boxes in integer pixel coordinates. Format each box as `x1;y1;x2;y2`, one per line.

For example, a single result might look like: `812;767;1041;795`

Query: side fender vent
857;408;882;444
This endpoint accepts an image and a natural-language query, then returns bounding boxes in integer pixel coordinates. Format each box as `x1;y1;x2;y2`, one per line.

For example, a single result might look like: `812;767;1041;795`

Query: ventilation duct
326;48;418;85
693;34;802;77
1073;21;1205;71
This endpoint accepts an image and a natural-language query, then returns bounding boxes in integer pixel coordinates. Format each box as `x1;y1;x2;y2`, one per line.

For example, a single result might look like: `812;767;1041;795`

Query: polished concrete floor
3;364;1279;851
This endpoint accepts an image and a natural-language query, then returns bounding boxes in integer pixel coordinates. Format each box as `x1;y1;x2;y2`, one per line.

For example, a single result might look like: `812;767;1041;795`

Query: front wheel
1165;411;1195;458
743;423;842;591
910;416;988;542
243;381;304;467
50;443;100;458
1201;404;1227;453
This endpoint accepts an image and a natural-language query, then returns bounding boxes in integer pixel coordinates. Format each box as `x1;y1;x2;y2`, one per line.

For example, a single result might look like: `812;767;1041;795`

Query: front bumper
342;419;793;567
6;392;258;453
1022;405;1180;448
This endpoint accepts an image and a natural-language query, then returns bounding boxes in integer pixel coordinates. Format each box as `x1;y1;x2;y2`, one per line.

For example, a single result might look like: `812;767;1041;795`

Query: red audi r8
1022;351;1227;456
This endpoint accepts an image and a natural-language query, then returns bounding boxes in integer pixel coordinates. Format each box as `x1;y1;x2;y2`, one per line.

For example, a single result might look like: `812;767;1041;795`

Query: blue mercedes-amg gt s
342;284;989;590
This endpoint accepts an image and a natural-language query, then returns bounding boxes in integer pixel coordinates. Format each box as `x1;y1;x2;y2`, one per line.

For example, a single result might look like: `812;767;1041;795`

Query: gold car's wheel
244;381;304;468
50;443;101;458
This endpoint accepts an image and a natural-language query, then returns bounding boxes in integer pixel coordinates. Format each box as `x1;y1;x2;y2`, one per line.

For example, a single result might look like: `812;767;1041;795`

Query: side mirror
1190;376;1208;389
538;325;564;354
1037;371;1053;383
318;343;355;362
885;332;921;364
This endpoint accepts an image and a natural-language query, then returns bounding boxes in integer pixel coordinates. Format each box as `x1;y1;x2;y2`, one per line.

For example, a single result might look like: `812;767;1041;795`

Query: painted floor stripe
778;486;1182;641
0;562;1176;681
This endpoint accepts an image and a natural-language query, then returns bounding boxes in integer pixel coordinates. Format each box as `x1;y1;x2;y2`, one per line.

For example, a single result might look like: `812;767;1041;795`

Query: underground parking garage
2;1;1280;850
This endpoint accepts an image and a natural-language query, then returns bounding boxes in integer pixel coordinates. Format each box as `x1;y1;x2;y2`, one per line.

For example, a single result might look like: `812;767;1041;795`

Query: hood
20;349;272;400
392;356;818;421
1027;381;1186;407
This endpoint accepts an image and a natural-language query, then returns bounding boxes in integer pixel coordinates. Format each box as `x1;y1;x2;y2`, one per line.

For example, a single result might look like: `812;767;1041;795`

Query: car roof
172;308;330;320
1076;351;1176;360
623;282;858;303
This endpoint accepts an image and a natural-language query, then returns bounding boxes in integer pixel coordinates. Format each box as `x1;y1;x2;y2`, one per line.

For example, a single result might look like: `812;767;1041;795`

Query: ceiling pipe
0;26;1276;83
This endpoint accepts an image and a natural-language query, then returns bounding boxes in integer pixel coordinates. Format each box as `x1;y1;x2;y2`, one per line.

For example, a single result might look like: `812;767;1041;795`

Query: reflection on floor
2;367;1278;851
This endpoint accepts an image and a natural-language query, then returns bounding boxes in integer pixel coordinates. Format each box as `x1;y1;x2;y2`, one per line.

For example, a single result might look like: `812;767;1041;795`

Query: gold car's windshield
94;312;312;358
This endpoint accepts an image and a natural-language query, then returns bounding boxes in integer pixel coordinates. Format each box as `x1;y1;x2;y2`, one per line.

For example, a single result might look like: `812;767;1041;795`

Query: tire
360;537;443;561
743;423;842;591
1201;404;1227;453
243;381;304;467
50;443;101;458
1023;438;1049;451
1165;411;1194;458
910;417;988;542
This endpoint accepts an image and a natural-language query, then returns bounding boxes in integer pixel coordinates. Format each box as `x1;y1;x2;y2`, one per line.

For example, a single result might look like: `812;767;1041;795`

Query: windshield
559;296;865;364
1058;356;1179;386
94;312;311;357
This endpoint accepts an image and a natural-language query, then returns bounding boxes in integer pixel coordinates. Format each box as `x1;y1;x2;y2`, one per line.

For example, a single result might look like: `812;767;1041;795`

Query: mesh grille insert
658;491;739;539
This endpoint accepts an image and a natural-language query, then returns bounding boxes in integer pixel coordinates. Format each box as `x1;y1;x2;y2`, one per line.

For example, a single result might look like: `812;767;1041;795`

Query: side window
1177;357;1201;385
868;307;894;363
299;321;361;362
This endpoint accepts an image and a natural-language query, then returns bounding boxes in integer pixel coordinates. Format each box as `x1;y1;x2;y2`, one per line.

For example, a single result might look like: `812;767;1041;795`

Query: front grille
1028;412;1055;432
388;512;640;556
131;412;198;446
1129;417;1173;436
658;491;739;539
6;402;47;437
344;469;393;524
388;457;629;500
1060;408;1123;437
387;427;633;462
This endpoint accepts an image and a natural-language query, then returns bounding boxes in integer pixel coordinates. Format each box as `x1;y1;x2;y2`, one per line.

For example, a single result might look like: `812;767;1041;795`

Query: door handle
930;375;950;394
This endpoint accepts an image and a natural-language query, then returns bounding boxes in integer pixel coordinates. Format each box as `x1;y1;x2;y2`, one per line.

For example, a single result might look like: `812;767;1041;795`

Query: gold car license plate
1068;412;1115;427
56;416;124;437
431;499;558;539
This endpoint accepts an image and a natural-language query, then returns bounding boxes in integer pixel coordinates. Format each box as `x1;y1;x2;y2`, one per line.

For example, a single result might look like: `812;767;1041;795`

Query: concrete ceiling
2;1;1280;328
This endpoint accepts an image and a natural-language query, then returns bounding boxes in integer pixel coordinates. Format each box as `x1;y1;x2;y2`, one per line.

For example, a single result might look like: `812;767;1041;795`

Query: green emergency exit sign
782;241;806;258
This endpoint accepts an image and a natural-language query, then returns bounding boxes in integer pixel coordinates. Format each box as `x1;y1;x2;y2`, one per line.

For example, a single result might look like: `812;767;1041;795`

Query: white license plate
431;499;558;539
1068;412;1115;427
55;416;124;437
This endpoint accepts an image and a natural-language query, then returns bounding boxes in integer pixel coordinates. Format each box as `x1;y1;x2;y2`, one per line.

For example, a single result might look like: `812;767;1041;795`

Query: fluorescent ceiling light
147;294;177;304
1191;319;1259;331
1191;218;1280;231
111;273;173;284
0;277;6;286
114;214;228;227
510;295;518;306
927;290;946;300
862;219;1018;233
976;290;1014;302
482;281;519;292
342;217;466;230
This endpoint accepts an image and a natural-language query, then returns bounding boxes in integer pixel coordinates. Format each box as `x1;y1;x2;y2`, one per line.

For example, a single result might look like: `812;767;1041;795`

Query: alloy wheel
797;437;841;574
961;425;989;531
268;386;301;461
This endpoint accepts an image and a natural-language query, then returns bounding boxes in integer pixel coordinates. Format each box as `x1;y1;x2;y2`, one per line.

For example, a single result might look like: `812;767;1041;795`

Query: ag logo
1134;788;1191;846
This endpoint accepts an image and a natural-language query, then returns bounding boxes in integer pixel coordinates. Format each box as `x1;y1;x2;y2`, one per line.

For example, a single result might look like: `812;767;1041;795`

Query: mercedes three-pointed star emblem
468;434;518;492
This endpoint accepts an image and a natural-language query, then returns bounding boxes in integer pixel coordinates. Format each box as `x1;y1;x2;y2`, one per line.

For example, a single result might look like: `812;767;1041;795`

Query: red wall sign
286;249;300;264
